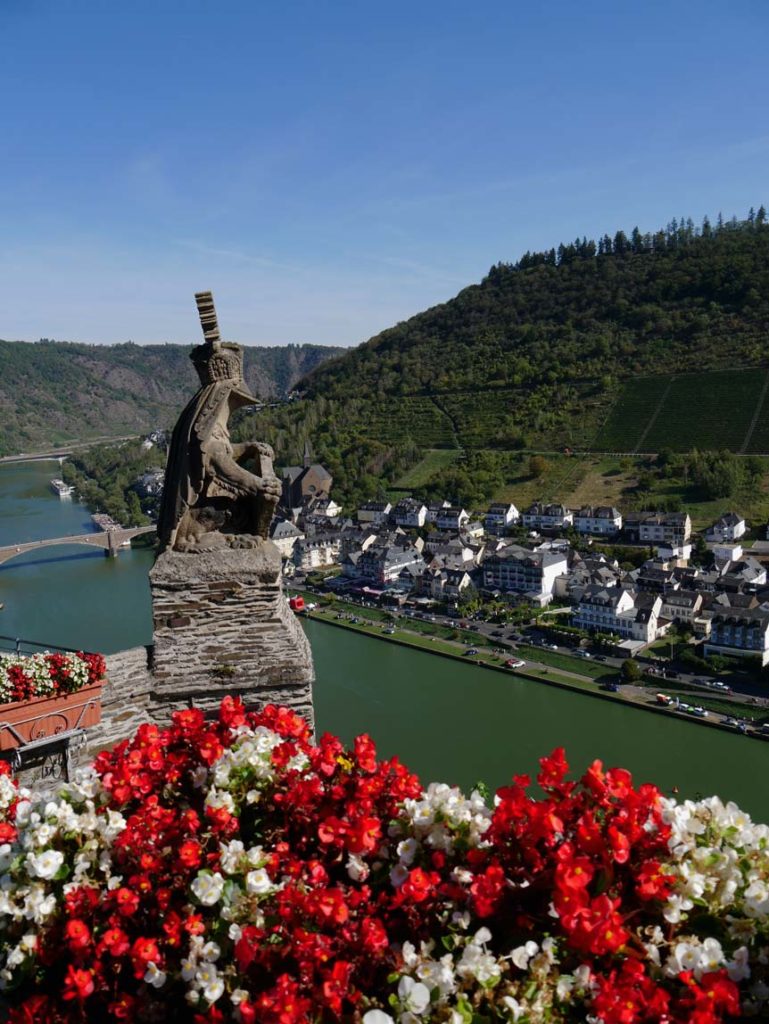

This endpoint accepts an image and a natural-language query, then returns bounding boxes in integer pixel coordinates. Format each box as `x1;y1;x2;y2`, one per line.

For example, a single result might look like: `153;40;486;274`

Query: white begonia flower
363;1012;396;1024
347;854;369;882
556;975;575;1000
195;962;224;1003
401;941;418;968
397;838;418;865
390;863;409;888
25;849;64;880
458;942;501;984
511;940;539;970
397;976;430;1015
191;871;225;906
219;840;245;874
503;995;525;1021
728;946;751;982
574;964;591;989
246;845;266;867
245;868;273;895
144;961;167;988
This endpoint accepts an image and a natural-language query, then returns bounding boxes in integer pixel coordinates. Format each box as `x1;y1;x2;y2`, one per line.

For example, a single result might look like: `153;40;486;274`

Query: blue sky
1;1;767;347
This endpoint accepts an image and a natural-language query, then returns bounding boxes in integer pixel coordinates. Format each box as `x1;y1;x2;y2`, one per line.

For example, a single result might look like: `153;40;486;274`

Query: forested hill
303;209;769;401
235;209;769;506
0;340;344;456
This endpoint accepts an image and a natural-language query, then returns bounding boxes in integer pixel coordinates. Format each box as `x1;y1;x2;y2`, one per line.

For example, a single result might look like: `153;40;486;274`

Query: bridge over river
0;526;156;567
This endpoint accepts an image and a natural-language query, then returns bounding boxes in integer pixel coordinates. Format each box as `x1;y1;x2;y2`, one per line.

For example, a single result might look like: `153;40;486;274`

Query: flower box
0;682;103;750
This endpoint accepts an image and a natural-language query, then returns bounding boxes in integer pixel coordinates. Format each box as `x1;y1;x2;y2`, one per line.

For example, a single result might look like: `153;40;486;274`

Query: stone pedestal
149;542;314;730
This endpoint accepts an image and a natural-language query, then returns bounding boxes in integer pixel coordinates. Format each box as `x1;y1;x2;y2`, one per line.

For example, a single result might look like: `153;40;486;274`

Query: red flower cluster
0;699;747;1024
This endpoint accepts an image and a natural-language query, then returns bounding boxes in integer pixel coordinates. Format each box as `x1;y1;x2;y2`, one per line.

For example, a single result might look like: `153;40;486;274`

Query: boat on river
50;478;74;498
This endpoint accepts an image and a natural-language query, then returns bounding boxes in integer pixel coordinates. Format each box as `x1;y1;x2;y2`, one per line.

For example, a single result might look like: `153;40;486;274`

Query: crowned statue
157;292;282;552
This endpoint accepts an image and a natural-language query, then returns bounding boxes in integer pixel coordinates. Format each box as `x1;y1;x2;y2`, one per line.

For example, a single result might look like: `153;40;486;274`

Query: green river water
1;460;767;818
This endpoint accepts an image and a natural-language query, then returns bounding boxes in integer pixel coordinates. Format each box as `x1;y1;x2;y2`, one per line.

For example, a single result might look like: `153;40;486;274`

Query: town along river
1;460;768;819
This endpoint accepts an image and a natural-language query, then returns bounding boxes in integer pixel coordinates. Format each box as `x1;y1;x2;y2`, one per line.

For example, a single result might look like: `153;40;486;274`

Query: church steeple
303;439;312;469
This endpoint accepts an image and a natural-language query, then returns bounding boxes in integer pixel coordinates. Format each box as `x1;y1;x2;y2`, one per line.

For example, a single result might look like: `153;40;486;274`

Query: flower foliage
0;651;106;706
0;698;766;1023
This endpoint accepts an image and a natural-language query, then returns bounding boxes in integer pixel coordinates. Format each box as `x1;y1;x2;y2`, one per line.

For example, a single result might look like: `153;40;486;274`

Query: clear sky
1;0;767;347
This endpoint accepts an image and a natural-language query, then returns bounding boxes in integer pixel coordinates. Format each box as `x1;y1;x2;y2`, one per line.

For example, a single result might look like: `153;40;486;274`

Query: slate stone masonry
149;541;315;730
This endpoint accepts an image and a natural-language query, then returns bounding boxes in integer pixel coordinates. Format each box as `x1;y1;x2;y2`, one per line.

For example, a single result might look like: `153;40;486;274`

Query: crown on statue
190;341;245;385
190;289;245;386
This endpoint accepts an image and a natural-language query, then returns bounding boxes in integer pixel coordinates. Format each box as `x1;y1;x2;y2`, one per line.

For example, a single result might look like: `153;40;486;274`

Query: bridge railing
0;634;96;657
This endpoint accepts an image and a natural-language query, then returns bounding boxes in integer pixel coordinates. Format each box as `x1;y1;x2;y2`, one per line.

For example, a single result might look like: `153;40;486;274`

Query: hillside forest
233;208;769;509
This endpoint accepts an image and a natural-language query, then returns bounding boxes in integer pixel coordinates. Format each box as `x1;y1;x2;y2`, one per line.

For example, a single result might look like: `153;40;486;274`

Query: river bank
298;597;769;743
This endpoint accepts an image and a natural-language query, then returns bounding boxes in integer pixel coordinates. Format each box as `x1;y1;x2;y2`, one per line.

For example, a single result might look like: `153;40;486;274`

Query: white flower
219;840;245;874
390;863;409;888
347;854;369;881
511;940;539;970
191;871;225;906
245;868;273;895
503;995;525;1021
25;849;64;880
144;961;167;988
397;838;418;865
398;976;430;1015
727;946;751;982
195;962;224;1003
363;1012;395;1024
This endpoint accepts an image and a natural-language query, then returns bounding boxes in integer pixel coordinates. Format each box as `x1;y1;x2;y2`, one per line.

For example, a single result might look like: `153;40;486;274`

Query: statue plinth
149;541;314;729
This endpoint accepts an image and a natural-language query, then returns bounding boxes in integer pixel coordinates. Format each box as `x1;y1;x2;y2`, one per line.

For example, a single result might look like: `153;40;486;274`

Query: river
1;460;768;818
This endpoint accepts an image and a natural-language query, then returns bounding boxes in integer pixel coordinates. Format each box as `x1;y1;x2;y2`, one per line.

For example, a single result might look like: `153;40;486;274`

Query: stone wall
149;542;314;730
80;645;154;761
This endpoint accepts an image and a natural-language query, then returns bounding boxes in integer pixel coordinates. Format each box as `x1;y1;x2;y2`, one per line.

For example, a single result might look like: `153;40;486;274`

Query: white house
292;534;342;571
704;605;769;666
393;499;428;529
270;519;304;559
572;586;663;643
484;503;519;535
482;545;568;605
357;500;392;526
636;512;692;545
521;503;574;531
436;506;470;531
425;501;451;524
705;512;746;544
573;506;622;537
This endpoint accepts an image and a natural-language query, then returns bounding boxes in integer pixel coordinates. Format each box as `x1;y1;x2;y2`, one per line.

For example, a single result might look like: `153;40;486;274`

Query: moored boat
50;478;74;498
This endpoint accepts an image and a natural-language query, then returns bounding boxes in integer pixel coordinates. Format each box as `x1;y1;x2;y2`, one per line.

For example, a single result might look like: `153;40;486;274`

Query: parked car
505;658;526;669
465;648;479;656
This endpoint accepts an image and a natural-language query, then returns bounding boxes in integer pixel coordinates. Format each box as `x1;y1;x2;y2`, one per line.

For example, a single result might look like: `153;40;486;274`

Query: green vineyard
594;368;769;453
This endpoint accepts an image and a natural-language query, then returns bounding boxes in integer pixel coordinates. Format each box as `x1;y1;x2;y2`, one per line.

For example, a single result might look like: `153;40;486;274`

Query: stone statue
157;292;282;552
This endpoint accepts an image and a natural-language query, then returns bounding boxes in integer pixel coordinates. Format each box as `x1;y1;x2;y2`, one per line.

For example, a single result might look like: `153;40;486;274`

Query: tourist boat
50;478;74;498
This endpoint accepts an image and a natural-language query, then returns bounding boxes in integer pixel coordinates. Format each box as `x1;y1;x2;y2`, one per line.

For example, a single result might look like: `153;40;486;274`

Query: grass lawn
394;449;462;489
510;644;616;680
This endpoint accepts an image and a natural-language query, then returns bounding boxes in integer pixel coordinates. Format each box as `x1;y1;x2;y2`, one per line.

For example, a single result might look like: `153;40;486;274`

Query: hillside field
594;368;769;453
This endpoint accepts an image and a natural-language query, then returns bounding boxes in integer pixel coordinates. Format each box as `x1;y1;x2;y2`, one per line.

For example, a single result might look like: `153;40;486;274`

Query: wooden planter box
0;684;103;751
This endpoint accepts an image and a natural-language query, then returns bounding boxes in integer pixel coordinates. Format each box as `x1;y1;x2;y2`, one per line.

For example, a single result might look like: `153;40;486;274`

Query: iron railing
0;634;96;657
